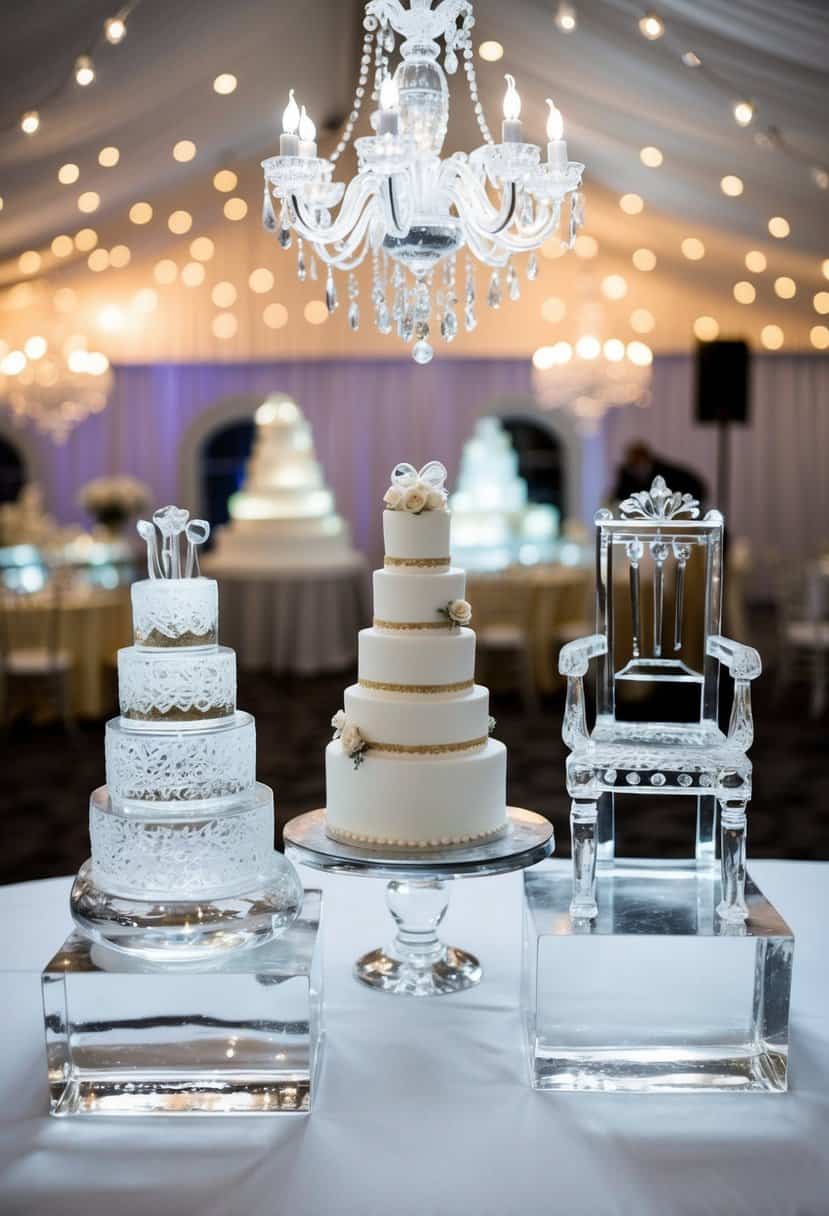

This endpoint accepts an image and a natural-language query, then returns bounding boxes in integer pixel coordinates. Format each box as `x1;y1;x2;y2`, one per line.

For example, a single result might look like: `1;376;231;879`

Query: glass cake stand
283;807;554;997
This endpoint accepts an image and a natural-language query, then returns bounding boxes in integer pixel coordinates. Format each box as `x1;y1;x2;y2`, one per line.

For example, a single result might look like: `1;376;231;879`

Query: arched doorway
0;435;26;505
201;421;255;530
499;416;565;515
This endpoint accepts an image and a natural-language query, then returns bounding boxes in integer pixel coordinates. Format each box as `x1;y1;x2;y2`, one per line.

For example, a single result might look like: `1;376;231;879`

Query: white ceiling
1;0;827;357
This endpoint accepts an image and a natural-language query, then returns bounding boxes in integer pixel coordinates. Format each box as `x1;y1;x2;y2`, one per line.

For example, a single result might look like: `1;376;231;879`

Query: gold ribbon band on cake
383;556;451;568
359;677;474;694
365;735;488;756
373;618;452;631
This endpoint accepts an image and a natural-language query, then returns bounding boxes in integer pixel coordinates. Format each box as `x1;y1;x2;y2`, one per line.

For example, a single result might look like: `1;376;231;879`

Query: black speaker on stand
694;339;749;518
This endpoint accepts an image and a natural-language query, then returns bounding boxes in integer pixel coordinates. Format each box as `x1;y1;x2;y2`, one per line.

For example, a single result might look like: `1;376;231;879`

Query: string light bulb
681;51;701;68
555;3;577;32
74;55;95;86
638;13;664;40
20;110;40;135
104;14;127;44
733;100;754;127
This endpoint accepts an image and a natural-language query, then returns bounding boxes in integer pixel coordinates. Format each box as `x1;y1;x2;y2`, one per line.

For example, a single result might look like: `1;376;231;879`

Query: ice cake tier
373;567;465;629
325;739;507;847
344;682;490;747
382;509;451;565
228;487;334;521
132;577;218;648
358;627;475;690
117;645;236;723
105;711;255;809
89;782;275;899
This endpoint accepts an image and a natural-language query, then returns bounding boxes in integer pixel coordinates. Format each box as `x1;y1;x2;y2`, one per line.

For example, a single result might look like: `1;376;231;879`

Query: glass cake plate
284;807;554;997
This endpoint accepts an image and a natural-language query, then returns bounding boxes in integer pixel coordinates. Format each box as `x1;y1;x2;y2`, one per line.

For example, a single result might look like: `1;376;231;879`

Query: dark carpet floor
3;615;828;885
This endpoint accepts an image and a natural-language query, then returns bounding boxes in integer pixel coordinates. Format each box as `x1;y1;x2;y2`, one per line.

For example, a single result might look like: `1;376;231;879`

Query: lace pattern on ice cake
106;713;255;804
118;647;235;721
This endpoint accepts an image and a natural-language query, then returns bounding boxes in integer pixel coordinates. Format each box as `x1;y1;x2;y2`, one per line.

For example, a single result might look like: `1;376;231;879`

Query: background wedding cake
70;505;302;958
209;394;357;570
449;417;559;571
325;462;507;848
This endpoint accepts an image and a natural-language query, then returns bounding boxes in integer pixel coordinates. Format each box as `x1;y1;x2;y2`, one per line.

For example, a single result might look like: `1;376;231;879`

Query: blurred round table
1;586;131;718
204;556;370;675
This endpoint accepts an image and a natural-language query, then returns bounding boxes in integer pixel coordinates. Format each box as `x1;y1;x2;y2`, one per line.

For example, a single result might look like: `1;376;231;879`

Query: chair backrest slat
593;476;725;725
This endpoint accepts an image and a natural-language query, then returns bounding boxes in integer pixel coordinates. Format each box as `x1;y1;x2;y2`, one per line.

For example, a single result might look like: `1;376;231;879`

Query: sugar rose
383;486;403;509
341;723;364;756
402;485;428;513
426;489;445;511
448;599;472;626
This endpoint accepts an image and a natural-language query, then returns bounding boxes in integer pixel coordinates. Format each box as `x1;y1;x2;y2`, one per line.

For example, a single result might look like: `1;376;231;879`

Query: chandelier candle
545;99;567;172
262;0;585;361
280;89;301;157
378;74;400;137
298;107;317;158
501;74;522;142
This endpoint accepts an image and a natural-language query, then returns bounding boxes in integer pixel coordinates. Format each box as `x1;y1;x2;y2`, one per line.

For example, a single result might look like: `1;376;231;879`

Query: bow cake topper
137;506;211;579
384;461;449;513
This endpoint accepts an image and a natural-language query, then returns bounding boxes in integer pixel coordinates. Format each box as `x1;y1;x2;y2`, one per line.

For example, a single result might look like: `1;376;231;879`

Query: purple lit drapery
22;354;829;583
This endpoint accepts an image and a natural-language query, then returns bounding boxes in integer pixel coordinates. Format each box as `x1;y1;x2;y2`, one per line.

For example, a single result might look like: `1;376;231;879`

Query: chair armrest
559;633;607;677
706;634;762;680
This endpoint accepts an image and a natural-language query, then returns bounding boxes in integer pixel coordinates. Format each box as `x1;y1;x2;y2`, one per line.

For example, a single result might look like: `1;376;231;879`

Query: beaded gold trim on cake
325;821;508;849
358;678;474;694
373;618;452;631
366;735;487;756
383;556;451;568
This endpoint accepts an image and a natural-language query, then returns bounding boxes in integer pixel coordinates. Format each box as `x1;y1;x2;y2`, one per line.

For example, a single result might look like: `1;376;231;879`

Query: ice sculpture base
70;855;303;962
523;859;793;1093
43;891;323;1116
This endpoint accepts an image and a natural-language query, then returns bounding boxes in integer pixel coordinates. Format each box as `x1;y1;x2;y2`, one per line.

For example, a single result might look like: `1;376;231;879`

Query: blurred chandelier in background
532;303;652;435
263;0;585;362
0;321;112;444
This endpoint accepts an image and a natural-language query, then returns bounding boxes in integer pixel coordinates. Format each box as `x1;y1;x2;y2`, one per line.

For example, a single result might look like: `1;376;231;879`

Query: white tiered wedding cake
450;417;559;571
325;462;508;849
209;394;356;570
70;505;302;959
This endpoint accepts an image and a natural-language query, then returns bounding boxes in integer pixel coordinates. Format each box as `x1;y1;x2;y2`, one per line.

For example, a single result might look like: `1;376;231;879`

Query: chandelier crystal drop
262;0;585;362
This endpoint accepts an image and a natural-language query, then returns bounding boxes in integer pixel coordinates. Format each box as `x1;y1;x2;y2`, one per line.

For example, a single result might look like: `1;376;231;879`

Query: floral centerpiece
79;475;152;536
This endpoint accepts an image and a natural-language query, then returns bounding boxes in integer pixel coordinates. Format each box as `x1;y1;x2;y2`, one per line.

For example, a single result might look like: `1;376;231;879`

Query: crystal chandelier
0;329;112;444
262;0;585;363
532;336;652;434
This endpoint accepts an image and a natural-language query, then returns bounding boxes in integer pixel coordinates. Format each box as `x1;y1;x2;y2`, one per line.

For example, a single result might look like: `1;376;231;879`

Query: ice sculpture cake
325;462;508;848
209;394;357;570
71;505;302;957
450;417;559;571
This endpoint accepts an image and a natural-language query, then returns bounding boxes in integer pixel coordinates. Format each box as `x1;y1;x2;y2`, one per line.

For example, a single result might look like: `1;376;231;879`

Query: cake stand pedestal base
284;808;554;997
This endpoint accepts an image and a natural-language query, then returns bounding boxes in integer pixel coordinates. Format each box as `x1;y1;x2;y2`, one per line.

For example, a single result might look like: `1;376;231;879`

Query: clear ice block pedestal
42;889;323;1116
523;860;793;1093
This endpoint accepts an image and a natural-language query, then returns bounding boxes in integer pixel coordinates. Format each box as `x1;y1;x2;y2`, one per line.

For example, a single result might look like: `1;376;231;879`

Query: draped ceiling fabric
1;1;828;357
26;353;828;591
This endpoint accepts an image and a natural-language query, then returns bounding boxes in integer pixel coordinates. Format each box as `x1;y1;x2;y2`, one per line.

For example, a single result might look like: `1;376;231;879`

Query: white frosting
132;578;218;646
118;645;236;722
325;739;507;847
344;683;490;746
373;567;466;625
383;509;451;560
358;627;475;687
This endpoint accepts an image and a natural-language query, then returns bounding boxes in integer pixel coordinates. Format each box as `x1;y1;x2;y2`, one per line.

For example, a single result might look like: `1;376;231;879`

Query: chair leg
695;795;717;868
597;791;615;866
717;800;748;922
570;799;598;919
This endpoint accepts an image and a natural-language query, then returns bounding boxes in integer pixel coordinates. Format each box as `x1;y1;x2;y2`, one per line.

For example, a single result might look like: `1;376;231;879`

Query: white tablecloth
204;558;369;674
2;860;828;1216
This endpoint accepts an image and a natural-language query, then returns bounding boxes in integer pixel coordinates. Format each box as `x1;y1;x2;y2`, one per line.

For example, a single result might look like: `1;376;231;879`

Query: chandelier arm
445;162;518;236
381;173;413;238
288;172;381;247
461;224;511;267
308;206;377;270
484;207;563;253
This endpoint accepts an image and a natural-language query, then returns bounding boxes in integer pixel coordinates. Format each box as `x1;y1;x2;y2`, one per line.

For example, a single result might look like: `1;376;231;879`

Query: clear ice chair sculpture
559;477;761;922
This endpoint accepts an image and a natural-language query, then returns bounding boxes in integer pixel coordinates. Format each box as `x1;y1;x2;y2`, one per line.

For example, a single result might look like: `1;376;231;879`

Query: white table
2;860;828;1215
202;557;369;675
